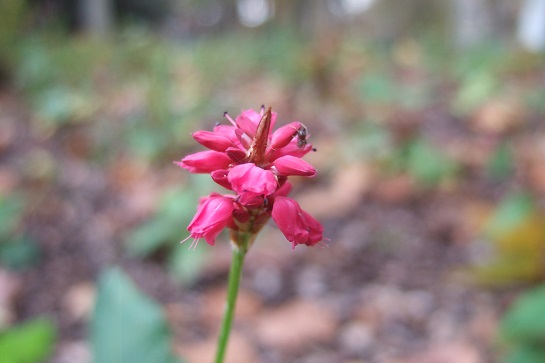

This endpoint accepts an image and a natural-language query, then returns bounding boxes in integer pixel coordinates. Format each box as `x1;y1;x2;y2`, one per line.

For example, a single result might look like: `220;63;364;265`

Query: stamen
223;112;236;127
180;235;192;244
260;104;265;116
317;241;329;248
189;238;200;250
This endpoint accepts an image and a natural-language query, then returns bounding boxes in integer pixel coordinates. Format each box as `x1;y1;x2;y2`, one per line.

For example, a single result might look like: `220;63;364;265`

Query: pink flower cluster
176;107;324;250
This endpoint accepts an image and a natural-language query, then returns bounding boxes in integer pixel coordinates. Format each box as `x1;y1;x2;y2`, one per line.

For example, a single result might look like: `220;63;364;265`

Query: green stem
214;240;248;363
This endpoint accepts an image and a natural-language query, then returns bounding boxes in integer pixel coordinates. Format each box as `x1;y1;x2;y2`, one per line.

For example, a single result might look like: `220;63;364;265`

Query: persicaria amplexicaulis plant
177;106;324;251
176;106;325;363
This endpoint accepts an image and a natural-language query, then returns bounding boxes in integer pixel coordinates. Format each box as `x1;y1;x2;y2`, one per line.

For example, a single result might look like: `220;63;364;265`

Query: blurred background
1;0;545;362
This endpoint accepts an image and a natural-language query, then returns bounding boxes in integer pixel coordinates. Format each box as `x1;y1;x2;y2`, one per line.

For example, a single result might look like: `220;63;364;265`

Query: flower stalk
176;106;325;362
214;233;251;363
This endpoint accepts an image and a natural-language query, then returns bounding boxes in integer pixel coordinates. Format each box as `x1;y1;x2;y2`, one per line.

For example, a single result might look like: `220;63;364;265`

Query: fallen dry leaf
394;341;482;363
372;174;415;204
254;299;338;352
297;163;373;219
471;97;524;135
201;287;263;328
62;282;96;322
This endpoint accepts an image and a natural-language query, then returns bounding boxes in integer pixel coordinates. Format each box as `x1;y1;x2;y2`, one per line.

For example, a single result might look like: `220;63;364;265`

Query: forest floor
1;34;544;363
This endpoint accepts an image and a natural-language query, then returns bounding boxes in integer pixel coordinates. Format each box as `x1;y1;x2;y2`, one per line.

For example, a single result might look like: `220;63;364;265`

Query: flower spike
177;106;324;250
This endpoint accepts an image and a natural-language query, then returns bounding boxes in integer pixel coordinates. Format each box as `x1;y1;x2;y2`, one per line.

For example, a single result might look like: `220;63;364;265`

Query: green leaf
125;188;197;257
358;72;395;104
0;317;56;363
500;283;545;344
406;140;457;186
168;244;207;285
487;143;513;180
502;345;545;363
90;267;183;363
452;71;498;114
0;235;40;271
484;193;534;239
0;194;25;238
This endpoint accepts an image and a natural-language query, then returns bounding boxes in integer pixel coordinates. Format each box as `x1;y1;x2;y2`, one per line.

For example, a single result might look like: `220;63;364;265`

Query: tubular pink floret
192;131;233;152
175;151;232;173
228;163;278;205
271;196;324;249
271;155;316;177
270;122;301;150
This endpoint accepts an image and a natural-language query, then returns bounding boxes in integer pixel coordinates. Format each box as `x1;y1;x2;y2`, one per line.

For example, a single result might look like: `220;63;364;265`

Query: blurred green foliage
452;70;499;115
0;0;26;69
0;317;56;363
346;121;392;162
484;193;534;240
404;139;458;186
377;135;459;188
124;179;215;284
487;143;514;181
500;283;545;363
0;195;39;271
474;193;545;285
91;268;183;363
0;10;543;363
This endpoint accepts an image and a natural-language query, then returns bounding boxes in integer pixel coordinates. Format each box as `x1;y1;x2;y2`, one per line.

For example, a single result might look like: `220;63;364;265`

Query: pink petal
187;195;235;246
235;111;258;138
235;109;278;138
268;140;313;161
213;125;240;145
273;181;293;198
211;169;232;190
300;210;324;245
271;196;323;249
228;163;277;197
226;147;248;164
272;155;316;177
235;128;253;149
270;122;300;150
192;131;233;152
175;151;232;173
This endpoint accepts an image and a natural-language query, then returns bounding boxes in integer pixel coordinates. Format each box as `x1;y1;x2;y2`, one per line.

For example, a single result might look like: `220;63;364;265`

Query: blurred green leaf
406;139;457;186
348;121;392;162
472;193;543;285
33;86;93;126
500;283;545;343
0;194;24;238
0;0;26;65
483;193;533;240
0;317;56;363
526;88;545;113
0;194;39;271
0;236;40;271
125;183;212;285
452;71;498;114
499;284;545;363
358;72;395;104
168;244;207;284
90;267;183;363
501;345;545;363
487;143;513;181
125;187;197;257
